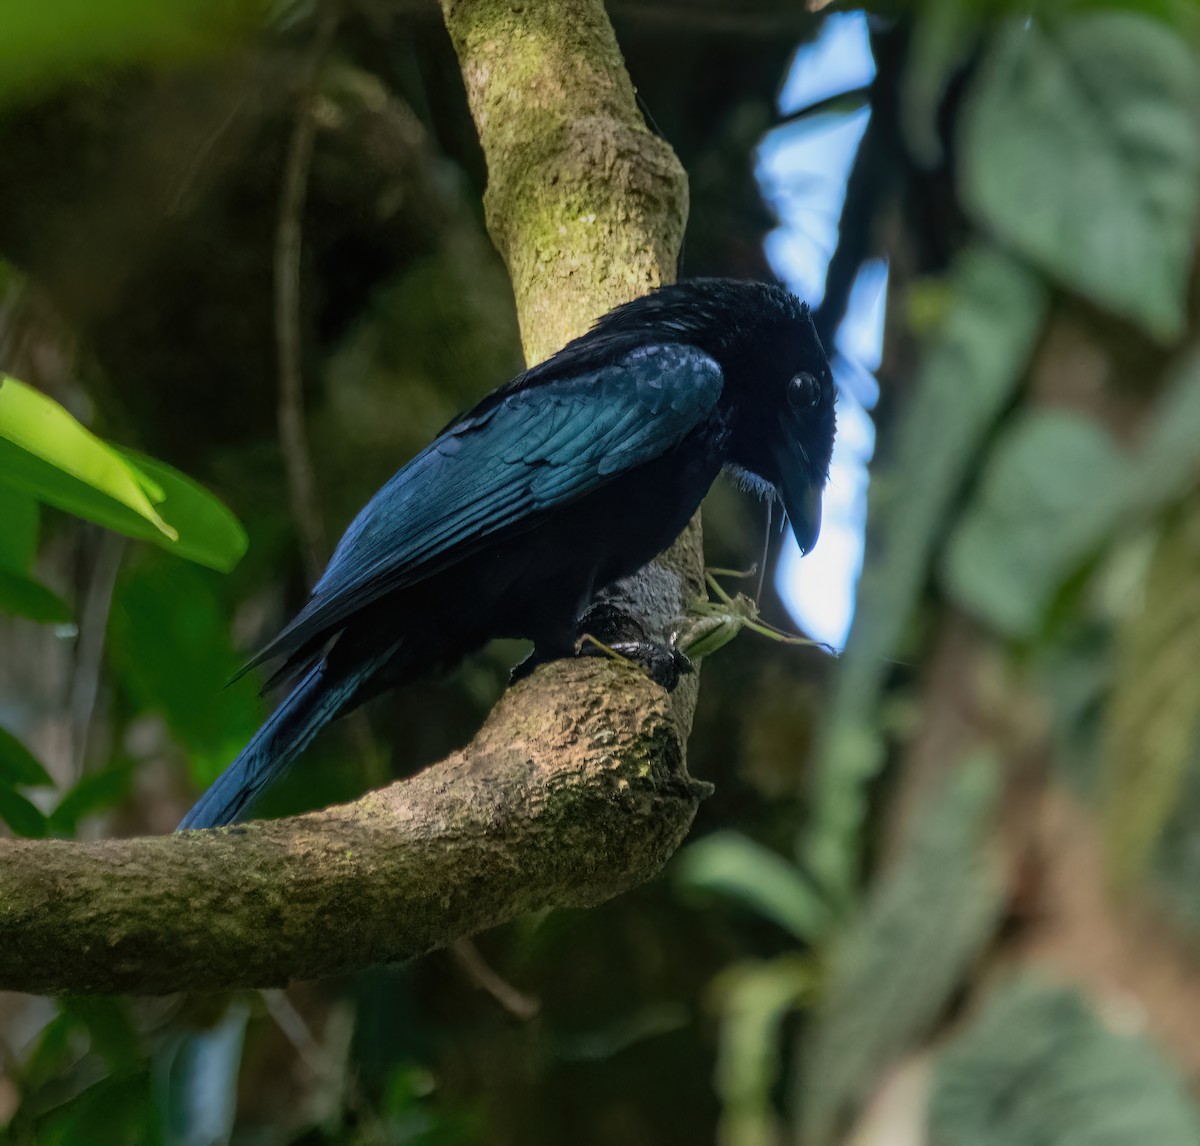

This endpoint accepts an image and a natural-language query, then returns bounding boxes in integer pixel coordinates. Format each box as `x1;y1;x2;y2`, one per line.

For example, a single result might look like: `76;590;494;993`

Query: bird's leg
574;600;693;691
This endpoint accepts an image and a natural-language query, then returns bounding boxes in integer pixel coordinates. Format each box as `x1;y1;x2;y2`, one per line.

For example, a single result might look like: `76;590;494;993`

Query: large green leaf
0;786;49;837
0;727;54;788
48;763;134;837
0;374;174;538
107;556;263;781
0;484;38;571
674;831;834;943
942;412;1128;635
0;568;73;623
0;375;247;572
797;755;1004;1146
930;979;1200;1145
114;448;248;573
961;12;1200;341
944;350;1200;637
0;483;73;622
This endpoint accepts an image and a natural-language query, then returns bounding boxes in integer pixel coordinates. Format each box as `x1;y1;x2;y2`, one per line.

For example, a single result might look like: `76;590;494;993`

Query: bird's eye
788;372;821;409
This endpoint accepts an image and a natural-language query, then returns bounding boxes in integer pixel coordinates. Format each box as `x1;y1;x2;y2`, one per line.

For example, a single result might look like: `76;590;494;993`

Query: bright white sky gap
757;10;883;649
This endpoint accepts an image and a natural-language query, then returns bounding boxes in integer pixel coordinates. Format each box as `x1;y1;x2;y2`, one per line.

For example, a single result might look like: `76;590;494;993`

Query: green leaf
31;1070;161;1146
0;567;73;623
0;373;175;539
48;763;134;836
806;247;1046;900
0;484;38;571
0;375;248;572
930;979;1200;1146
675;831;834;942
65;997;143;1067
107;555;263;781
114;448;248;572
0;726;54;788
961;12;1200;341
944;349;1200;637
942;412;1128;635
710;955;817;1146
0;785;49;837
797;755;1005;1146
0;0;248;106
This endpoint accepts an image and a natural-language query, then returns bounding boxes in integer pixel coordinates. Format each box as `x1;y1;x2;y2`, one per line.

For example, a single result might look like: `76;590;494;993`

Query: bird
179;278;835;830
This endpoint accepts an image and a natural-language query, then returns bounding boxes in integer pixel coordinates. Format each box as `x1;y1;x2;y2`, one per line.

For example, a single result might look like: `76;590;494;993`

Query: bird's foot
576;634;693;691
508;637;691;691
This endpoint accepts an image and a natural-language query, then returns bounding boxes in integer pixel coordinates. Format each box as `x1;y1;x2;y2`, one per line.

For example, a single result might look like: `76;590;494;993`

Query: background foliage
2;1;1200;1143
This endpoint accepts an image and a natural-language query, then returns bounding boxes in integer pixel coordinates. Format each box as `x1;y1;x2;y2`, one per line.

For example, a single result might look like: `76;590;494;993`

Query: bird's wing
248;343;723;670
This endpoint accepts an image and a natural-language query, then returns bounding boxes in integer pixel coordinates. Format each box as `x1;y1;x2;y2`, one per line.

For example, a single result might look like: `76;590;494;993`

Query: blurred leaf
380;1062;483;1145
1103;503;1200;888
48;763;134;836
0;373;175;539
114;448;248;573
945;350;1200;636
929;979;1200;1145
0;726;54;787
797;754;1004;1146
942;411;1127;635
961;12;1200;342
0;567;73;623
20;1010;81;1089
675;831;834;942
107;556;263;781
553;1003;690;1064
0;785;50;837
156;1000;249;1146
0;484;38;571
66;998;143;1068
710;955;817;1146
0;0;248;106
807;247;1046;900
32;1070;162;1146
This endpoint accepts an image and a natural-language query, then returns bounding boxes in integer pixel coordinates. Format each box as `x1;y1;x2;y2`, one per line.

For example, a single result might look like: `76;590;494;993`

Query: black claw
578;639;693;691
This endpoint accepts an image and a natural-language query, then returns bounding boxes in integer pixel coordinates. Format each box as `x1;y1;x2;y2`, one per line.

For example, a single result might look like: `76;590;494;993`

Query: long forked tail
178;658;370;831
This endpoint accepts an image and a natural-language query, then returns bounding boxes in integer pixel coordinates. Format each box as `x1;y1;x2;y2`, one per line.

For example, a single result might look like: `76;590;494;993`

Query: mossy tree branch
0;0;702;995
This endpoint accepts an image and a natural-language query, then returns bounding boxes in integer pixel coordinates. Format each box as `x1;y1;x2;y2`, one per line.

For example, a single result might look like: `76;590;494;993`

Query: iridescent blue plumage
180;279;834;830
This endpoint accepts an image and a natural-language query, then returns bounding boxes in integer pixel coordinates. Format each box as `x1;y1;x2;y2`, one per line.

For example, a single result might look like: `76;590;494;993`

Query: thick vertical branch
439;0;689;364
0;2;706;996
439;0;704;729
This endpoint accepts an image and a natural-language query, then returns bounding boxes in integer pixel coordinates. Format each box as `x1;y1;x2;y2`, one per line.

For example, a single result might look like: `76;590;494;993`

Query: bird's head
709;282;836;557
586;278;836;555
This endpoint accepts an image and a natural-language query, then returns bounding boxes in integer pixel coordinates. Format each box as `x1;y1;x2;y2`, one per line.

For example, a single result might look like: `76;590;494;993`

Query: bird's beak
777;461;824;556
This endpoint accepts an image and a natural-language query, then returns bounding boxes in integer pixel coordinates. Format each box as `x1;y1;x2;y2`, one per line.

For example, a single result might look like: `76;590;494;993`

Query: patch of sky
757;10;884;649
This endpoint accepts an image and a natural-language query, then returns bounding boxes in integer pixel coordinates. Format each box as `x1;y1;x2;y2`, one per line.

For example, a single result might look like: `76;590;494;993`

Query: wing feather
246;343;723;671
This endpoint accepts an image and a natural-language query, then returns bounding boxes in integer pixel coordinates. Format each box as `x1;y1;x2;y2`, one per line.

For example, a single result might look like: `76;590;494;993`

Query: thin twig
275;6;338;585
70;532;125;781
261;988;338;1081
449;938;541;1020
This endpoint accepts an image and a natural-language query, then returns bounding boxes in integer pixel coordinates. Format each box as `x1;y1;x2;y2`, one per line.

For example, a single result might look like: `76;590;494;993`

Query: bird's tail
177;654;380;831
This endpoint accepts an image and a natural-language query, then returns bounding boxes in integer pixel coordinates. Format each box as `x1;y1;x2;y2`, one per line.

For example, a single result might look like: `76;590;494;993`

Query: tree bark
0;0;699;995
